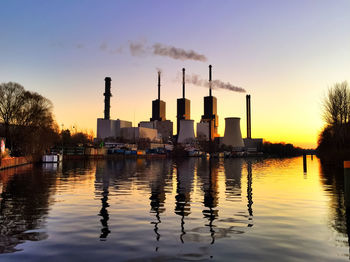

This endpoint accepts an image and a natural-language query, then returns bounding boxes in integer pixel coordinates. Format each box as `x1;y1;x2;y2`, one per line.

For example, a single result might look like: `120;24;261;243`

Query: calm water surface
0;157;348;261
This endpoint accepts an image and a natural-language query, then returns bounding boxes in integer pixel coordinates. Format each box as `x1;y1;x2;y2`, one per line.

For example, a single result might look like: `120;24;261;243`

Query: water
0;157;348;261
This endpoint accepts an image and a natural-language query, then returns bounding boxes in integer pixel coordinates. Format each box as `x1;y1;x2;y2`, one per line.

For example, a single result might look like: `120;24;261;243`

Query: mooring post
344;161;350;207
303;154;307;173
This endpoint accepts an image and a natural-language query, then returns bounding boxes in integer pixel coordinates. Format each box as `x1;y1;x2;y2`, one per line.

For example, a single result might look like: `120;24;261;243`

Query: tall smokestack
209;65;212;97
158;71;161;100
104;77;112;120
182;68;185;99
246;94;251;139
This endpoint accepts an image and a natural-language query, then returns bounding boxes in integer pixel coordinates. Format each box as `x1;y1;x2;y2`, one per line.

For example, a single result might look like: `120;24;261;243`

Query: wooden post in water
303;154;307;173
344;161;350;207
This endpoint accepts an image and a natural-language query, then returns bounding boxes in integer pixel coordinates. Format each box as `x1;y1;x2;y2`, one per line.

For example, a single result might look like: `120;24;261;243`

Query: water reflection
95;162;111;240
174;159;195;243
0;165;55;253
201;159;219;244
149;163;166;245
247;161;253;220
319;162;350;255
6;157;348;260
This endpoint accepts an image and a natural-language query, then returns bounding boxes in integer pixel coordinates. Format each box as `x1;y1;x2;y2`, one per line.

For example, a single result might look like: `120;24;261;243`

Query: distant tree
71;132;92;146
262;142;304;157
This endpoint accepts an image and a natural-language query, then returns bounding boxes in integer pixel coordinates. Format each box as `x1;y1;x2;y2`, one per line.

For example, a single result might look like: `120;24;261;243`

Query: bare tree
0;82;26;139
0;82;59;158
323;81;350;126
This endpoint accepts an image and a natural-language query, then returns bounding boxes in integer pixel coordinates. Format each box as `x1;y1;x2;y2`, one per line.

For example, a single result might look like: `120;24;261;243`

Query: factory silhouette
97;65;262;153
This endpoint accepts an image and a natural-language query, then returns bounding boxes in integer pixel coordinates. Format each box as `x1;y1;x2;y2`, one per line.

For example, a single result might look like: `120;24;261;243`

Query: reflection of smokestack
246;95;251;139
104;77;112;120
182;68;185;99
209;65;212;97
158;71;161;100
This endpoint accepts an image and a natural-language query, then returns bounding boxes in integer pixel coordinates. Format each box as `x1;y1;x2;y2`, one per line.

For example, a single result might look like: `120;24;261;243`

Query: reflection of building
148;160;172;246
197;158;219;244
98;168;111;240
175;159;195;242
0;165;54;253
224;158;243;201
95;161;112;240
247;161;253;218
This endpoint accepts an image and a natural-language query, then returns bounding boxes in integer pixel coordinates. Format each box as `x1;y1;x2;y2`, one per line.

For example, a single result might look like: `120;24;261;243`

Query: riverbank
0;156;32;170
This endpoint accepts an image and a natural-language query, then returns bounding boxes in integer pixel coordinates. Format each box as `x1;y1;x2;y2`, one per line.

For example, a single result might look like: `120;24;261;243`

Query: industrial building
243;94;263;152
177;68;191;135
222;117;244;151
140;71;173;142
96;77;158;142
177;120;195;143
176;68;196;144
97;118;132;140
199;65;219;141
97;77;133;140
121;127;158;142
96;66;263;153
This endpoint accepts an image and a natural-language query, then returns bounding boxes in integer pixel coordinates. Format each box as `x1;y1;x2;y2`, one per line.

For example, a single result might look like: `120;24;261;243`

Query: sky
1;0;350;148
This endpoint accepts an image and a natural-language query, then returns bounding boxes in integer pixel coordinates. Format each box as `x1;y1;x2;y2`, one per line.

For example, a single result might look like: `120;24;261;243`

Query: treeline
0;82;93;160
317;82;350;162
262;142;307;157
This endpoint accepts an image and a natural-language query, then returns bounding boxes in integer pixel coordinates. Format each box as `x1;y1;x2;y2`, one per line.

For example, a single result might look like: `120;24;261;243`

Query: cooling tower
223;117;244;150
177;120;195;144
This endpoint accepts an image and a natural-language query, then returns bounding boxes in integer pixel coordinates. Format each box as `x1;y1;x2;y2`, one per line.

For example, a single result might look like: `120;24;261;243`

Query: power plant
151;71;166;121
139;71;173;142
223;117;244;150
246;94;251;139
96;65;263;153
176;68;191;135
104;77;112;120
198;65;219;141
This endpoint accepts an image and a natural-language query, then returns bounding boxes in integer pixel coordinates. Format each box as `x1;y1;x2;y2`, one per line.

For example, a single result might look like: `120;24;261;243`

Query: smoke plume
186;73;246;93
128;41;207;62
129;41;147;56
152;43;207;62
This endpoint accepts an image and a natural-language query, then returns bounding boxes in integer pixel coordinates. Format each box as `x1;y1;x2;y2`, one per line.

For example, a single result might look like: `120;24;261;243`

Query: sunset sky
1;0;350;148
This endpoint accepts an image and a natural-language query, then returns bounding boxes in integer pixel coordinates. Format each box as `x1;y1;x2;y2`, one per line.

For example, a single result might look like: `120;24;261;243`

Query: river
0;156;348;261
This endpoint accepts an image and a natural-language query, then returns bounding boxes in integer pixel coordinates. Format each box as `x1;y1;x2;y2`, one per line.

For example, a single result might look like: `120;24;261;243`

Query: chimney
158;71;161;100
182;68;185;99
104;77;112;120
246;94;251;139
209;65;212;97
